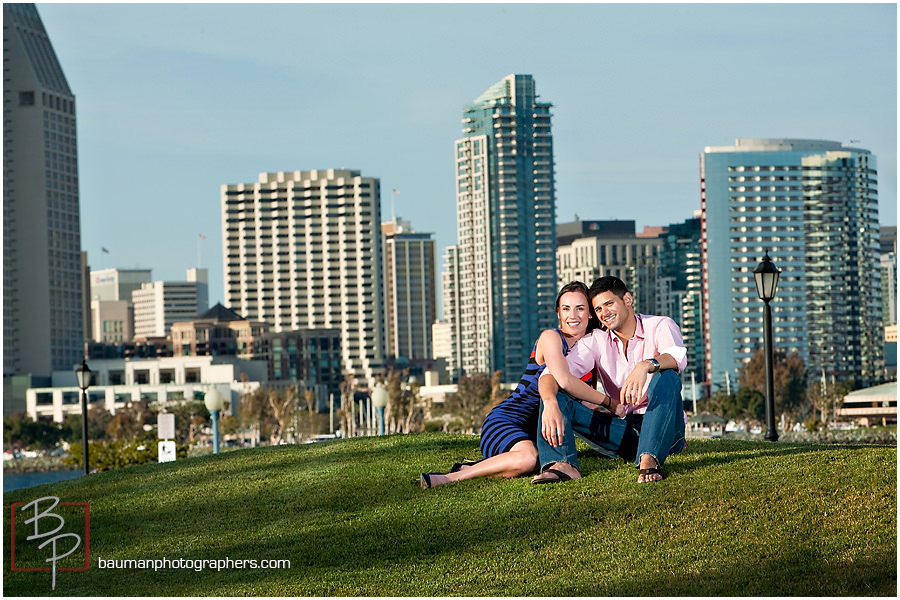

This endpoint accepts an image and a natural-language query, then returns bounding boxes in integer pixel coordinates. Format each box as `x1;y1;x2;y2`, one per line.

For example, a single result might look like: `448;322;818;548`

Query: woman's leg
424;440;538;487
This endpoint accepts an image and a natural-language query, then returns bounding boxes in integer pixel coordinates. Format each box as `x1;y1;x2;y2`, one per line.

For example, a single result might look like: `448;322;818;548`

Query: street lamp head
371;383;389;408
753;252;781;301
204;386;226;413
75;359;92;391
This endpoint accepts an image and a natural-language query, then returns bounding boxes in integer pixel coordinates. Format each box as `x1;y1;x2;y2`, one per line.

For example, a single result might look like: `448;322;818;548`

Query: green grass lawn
4;435;896;596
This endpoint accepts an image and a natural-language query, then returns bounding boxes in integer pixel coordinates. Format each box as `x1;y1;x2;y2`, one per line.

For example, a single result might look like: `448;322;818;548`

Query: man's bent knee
648;370;682;402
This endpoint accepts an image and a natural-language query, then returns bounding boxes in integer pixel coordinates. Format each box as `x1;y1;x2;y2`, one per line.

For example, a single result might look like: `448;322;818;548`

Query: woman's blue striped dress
479;329;591;459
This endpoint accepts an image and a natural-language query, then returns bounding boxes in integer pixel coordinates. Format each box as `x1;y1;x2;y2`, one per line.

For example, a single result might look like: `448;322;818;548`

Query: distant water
3;469;83;492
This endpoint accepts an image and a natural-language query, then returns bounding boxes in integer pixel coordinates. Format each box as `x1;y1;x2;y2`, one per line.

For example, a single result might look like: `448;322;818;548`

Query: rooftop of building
197;303;245;322
703;138;866;154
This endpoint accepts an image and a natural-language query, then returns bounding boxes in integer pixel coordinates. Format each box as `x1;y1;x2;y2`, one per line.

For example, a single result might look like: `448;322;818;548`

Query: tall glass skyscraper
452;74;557;380
3;4;84;380
701;139;883;390
657;216;704;387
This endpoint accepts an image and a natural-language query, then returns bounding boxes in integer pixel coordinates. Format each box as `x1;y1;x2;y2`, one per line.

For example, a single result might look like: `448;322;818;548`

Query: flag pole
391;189;398;223
197;234;205;268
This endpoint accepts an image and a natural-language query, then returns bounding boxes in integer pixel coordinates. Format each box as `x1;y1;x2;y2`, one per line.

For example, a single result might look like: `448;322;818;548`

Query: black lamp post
753;252;781;442
75;359;92;474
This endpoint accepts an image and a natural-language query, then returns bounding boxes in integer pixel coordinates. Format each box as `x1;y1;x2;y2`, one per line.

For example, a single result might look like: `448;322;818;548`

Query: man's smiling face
591;290;633;333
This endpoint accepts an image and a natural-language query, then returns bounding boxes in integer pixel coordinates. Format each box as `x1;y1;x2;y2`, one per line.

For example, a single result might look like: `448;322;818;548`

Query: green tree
708;388;765;424
63;404;113;444
162;400;208;446
3;413;66;450
65;438;187;471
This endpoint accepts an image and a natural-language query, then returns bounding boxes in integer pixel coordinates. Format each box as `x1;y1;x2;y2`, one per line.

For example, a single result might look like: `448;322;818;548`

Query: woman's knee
508;443;539;475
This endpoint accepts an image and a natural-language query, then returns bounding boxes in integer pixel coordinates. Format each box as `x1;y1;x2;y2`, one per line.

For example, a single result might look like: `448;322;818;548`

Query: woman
419;281;623;488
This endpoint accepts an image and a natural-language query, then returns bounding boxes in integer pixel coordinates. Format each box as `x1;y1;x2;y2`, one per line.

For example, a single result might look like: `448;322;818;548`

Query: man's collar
606;313;643;345
634;314;646;340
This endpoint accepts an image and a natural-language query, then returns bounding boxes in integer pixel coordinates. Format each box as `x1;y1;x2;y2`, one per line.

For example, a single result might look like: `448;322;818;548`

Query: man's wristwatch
646;358;660;373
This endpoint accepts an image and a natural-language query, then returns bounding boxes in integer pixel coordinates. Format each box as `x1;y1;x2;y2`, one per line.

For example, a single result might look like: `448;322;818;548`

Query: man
532;275;687;484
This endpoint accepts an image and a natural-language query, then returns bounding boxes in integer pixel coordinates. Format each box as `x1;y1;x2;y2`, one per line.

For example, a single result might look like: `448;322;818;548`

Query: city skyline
35;3;897;306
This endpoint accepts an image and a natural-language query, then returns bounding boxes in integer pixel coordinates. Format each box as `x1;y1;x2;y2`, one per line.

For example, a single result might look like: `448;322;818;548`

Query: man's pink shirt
544;314;687;415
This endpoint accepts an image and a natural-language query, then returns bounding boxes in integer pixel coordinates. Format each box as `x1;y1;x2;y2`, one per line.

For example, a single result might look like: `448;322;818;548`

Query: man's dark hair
588;276;630;301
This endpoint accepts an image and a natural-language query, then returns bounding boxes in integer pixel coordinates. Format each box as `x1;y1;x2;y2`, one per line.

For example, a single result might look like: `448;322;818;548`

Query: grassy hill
4;434;896;596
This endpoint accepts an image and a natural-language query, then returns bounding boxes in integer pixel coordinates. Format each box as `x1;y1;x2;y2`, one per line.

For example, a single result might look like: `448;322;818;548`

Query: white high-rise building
441;245;462;380
382;218;436;361
3;3;84;379
221;169;385;383
451;74;557;380
132;269;208;339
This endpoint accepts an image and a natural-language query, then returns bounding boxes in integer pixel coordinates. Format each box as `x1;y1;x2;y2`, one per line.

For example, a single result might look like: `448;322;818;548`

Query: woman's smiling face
557;291;590;338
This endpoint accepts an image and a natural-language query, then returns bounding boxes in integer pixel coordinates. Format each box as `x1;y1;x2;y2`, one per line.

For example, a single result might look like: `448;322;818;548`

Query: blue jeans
536;370;686;472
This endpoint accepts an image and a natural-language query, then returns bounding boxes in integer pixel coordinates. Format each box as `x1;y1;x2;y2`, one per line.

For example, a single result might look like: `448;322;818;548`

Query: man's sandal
638;467;664;483
531;468;573;485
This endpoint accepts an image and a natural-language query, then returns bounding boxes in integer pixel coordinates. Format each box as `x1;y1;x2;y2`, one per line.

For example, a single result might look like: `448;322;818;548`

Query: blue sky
36;2;897;306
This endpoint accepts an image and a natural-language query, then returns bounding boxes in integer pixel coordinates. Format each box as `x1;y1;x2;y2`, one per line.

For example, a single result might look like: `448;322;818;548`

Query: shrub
64;439;188;471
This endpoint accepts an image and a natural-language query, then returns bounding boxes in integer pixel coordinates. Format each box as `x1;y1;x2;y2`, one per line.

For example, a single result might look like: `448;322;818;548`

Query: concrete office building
90;267;152;301
3;3;84;381
880;226;896;326
382;218;437;361
221;169;385;384
431;320;452;382
90;299;133;343
26;355;265;423
555;219;663;315
132;269;208;339
88;267;151;343
701;138;883;389
171;303;343;410
452;74;557;379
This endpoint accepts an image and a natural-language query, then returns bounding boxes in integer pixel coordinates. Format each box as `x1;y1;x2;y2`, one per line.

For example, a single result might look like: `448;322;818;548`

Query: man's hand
541;399;565;447
621;361;652;406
